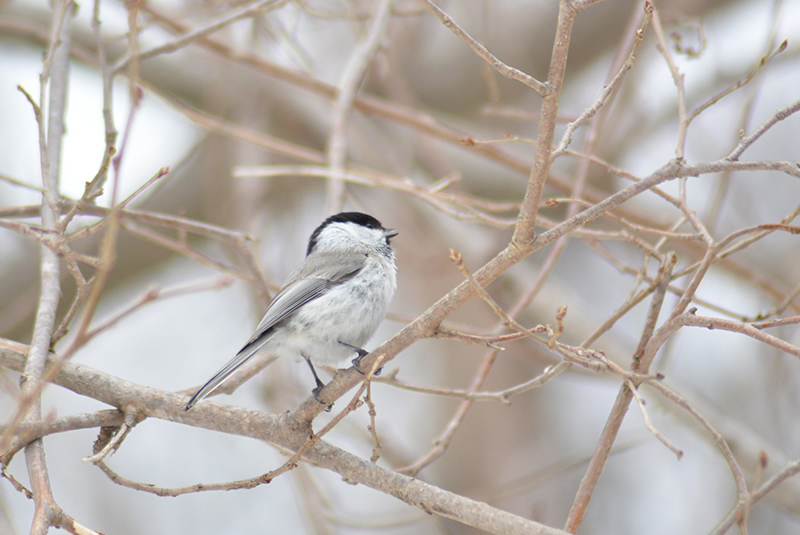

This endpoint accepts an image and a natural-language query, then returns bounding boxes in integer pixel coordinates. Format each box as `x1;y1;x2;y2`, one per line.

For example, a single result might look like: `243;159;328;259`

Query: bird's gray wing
184;251;366;410
250;250;367;338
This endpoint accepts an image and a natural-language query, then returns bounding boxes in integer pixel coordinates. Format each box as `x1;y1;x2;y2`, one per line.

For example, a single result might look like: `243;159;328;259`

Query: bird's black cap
306;212;386;255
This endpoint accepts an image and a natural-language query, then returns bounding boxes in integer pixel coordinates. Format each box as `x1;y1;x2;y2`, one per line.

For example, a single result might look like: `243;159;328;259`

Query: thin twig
688;40;787;126
552;2;653;159
626;378;683;458
416;0;547;95
651;6;688;159
112;0;292;74
709;459;800;535
564;253;675;533
22;2;75;533
727;99;800;161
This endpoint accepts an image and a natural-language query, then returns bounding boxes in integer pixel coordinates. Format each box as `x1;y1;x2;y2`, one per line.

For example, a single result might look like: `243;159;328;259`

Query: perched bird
185;212;398;410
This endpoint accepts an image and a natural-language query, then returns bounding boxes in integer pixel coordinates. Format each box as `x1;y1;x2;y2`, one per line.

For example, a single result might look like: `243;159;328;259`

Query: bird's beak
384;228;399;239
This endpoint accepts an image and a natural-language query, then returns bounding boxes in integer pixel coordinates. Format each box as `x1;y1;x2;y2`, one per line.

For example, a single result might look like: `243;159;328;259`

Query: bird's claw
352;353;382;376
311;384;332;412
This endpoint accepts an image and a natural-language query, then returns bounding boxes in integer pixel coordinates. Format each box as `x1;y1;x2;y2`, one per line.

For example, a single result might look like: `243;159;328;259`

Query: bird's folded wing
249;250;368;340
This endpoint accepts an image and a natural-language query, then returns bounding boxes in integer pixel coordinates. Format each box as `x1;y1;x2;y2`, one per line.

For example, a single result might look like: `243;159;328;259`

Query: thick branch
0;340;568;535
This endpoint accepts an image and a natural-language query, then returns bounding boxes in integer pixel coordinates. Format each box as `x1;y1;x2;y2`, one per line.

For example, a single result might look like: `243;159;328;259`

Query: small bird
185;212;398;410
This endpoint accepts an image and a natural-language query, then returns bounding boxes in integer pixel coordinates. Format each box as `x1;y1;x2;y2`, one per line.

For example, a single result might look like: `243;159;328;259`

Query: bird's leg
302;354;330;409
340;341;381;376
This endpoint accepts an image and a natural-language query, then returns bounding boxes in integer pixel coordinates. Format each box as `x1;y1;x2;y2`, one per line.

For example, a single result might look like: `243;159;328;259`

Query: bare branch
416;0;548;95
21;1;75;533
552;2;653;159
710;459;800;535
112;0;292;74
651;6;688;159
728;99;800;161
0;340;569;535
564;253;675;533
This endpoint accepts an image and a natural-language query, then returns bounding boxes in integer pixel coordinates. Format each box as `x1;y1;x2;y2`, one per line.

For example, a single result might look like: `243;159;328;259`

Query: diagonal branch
563;252;675;533
112;0;291;74
416;0;548;95
0;340;568;535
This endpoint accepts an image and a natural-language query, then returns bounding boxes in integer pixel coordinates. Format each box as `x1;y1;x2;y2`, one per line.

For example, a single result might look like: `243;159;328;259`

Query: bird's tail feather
184;343;264;410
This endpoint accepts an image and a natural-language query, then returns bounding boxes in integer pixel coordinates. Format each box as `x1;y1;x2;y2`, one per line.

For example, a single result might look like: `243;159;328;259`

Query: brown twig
651;6;688;159
552;2;653;159
564;252;675;533
416;0;547;95
710;459;800;535
1;410;123;465
112;0;292;74
728;99;800;161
